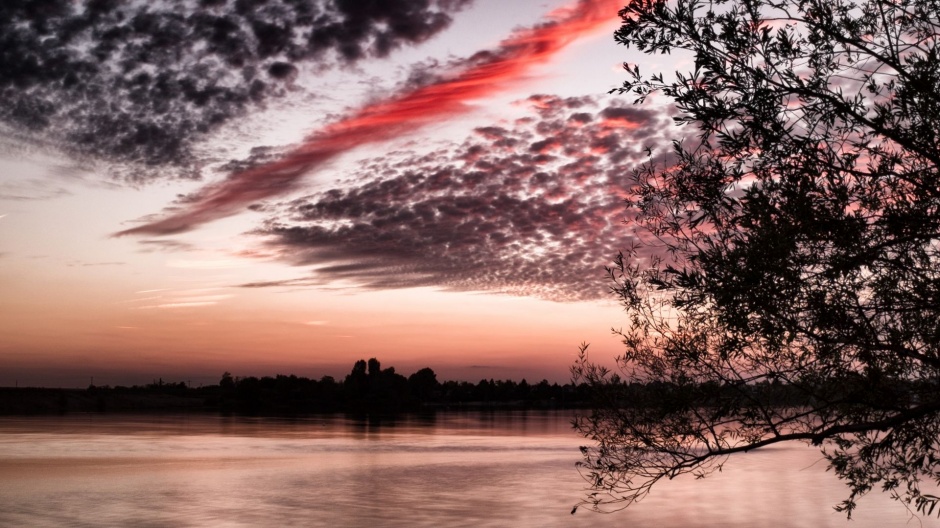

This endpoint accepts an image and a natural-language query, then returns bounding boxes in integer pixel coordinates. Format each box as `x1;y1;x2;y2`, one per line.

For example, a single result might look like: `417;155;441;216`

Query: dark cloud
250;95;676;301
0;0;471;179
240;277;322;288
114;0;625;235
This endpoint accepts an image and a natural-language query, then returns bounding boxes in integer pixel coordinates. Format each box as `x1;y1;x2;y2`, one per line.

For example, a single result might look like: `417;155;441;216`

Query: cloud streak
116;0;621;237
0;179;71;201
124;287;233;310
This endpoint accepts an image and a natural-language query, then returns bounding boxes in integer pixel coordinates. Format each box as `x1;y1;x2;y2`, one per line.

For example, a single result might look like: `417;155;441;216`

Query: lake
0;411;935;527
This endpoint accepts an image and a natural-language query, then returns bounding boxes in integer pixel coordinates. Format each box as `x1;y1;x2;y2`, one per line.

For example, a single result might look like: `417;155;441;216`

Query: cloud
66;260;126;267
115;0;623;236
241;277;322;288
0;0;471;176
136;239;198;253
246;95;676;301
166;258;245;269
0;179;71;201
0;157;120;201
127;288;233;309
150;301;222;309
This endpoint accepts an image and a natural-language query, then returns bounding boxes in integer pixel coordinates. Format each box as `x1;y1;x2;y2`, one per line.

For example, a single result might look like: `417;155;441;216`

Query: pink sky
0;0;680;387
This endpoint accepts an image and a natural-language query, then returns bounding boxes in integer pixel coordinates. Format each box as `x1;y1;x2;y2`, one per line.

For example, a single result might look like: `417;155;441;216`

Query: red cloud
117;0;621;237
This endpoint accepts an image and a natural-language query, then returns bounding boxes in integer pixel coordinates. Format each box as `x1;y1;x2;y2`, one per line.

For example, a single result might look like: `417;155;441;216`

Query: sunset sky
0;0;685;387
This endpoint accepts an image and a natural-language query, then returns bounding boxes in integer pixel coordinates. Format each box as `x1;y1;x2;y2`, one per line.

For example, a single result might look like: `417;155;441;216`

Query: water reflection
0;412;934;527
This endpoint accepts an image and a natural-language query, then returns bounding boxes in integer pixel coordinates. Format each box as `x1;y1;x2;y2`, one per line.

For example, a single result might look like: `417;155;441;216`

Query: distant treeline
211;357;589;414
0;358;591;415
0;357;841;415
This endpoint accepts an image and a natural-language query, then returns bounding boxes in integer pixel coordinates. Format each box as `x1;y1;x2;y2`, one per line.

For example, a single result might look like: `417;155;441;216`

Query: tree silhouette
573;0;940;517
343;358;410;412
219;372;235;391
408;367;440;402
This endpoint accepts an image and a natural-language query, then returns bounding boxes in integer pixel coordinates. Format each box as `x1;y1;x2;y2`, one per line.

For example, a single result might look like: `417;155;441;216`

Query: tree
344;358;411;412
220;372;235;392
572;0;940;517
408;367;440;402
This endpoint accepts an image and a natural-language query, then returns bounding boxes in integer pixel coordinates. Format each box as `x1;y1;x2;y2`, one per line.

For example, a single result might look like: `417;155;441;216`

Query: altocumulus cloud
245;95;677;301
114;0;623;236
0;0;471;178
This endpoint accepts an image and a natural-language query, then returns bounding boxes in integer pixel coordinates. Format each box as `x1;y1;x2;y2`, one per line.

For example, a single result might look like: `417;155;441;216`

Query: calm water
0;411;935;527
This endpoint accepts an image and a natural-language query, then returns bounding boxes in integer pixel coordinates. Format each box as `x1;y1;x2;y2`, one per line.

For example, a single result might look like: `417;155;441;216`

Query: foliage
573;0;940;517
0;362;587;415
343;358;411;412
209;360;577;413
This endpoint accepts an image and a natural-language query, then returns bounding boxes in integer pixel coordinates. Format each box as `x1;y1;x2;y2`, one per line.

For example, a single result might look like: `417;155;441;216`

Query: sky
0;0;684;388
